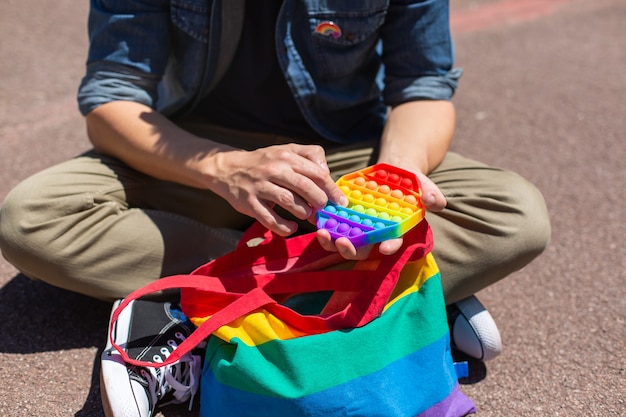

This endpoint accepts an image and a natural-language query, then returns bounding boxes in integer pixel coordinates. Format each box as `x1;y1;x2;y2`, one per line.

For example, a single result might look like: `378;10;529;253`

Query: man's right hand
208;143;348;236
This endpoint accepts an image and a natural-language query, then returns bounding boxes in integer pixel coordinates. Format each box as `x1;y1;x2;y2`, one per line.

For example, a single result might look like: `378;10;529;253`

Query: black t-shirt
196;0;320;141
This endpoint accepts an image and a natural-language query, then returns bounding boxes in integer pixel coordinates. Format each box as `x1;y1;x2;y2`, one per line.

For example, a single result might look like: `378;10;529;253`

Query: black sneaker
100;299;202;417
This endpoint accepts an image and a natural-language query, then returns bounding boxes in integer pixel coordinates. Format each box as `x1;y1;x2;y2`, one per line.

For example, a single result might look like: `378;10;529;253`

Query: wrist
197;147;245;194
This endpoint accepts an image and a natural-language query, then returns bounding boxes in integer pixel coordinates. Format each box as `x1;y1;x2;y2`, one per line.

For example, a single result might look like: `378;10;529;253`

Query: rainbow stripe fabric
193;254;477;417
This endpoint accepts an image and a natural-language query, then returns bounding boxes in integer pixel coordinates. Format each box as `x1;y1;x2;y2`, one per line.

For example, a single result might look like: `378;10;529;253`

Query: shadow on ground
0;275;110;353
0;275;201;416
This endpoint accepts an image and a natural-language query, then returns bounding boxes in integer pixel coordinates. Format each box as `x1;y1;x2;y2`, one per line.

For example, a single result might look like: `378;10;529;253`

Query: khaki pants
0;124;550;303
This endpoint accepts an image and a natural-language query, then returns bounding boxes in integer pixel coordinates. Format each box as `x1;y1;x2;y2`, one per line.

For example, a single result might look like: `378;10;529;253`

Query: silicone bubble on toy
316;163;425;247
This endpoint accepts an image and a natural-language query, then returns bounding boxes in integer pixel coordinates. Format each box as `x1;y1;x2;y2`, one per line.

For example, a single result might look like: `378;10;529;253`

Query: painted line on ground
451;0;574;33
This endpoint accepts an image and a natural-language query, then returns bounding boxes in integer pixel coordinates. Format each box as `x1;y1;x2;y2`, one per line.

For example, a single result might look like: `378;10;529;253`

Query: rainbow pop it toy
316;163;425;247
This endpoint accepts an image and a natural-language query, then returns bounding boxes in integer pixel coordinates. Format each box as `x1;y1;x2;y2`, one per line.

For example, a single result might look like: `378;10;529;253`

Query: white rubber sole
100;300;152;417
451;296;502;361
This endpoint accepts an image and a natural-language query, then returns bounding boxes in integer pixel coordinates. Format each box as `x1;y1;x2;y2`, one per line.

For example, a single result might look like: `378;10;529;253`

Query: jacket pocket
171;0;211;42
306;4;387;79
309;8;386;45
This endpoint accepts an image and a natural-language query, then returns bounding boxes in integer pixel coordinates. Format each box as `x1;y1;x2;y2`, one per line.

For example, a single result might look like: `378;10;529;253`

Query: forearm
85;101;235;190
85;100;346;236
377;100;455;175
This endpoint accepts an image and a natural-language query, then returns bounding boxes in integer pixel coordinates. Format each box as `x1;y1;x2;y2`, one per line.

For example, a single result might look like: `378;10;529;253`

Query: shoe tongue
126;300;194;362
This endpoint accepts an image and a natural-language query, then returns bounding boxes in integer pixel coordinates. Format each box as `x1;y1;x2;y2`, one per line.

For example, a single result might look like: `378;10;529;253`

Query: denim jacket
78;0;461;143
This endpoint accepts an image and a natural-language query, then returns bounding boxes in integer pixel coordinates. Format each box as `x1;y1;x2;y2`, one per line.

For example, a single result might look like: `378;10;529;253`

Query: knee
1;183;30;270
0;168;83;279
0;177;47;271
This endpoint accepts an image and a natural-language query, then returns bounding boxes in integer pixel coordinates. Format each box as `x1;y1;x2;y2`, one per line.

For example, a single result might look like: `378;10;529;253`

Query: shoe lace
138;332;202;411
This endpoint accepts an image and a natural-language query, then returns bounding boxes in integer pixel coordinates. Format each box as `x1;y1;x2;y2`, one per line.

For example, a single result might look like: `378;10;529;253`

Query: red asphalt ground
1;0;624;416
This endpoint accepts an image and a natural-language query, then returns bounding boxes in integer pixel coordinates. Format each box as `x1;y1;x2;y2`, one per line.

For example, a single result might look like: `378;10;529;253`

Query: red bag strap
194;219;431;279
182;221;432;330
109;275;276;368
110;221;433;368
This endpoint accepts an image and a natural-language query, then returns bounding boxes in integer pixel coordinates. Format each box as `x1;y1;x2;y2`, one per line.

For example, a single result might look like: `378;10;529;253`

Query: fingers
317;230;372;259
217;144;346;236
257;180;314;220
316;229;404;260
250;199;299;236
316;228;338;252
296;144;330;173
256;145;346;230
414;171;446;212
288;144;348;207
378;237;404;255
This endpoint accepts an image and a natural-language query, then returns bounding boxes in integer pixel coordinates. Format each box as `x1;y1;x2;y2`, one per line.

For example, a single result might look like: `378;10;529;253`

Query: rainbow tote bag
109;220;476;416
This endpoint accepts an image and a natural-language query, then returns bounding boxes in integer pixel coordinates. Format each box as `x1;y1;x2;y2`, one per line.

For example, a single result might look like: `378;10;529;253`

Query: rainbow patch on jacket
314;21;342;39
